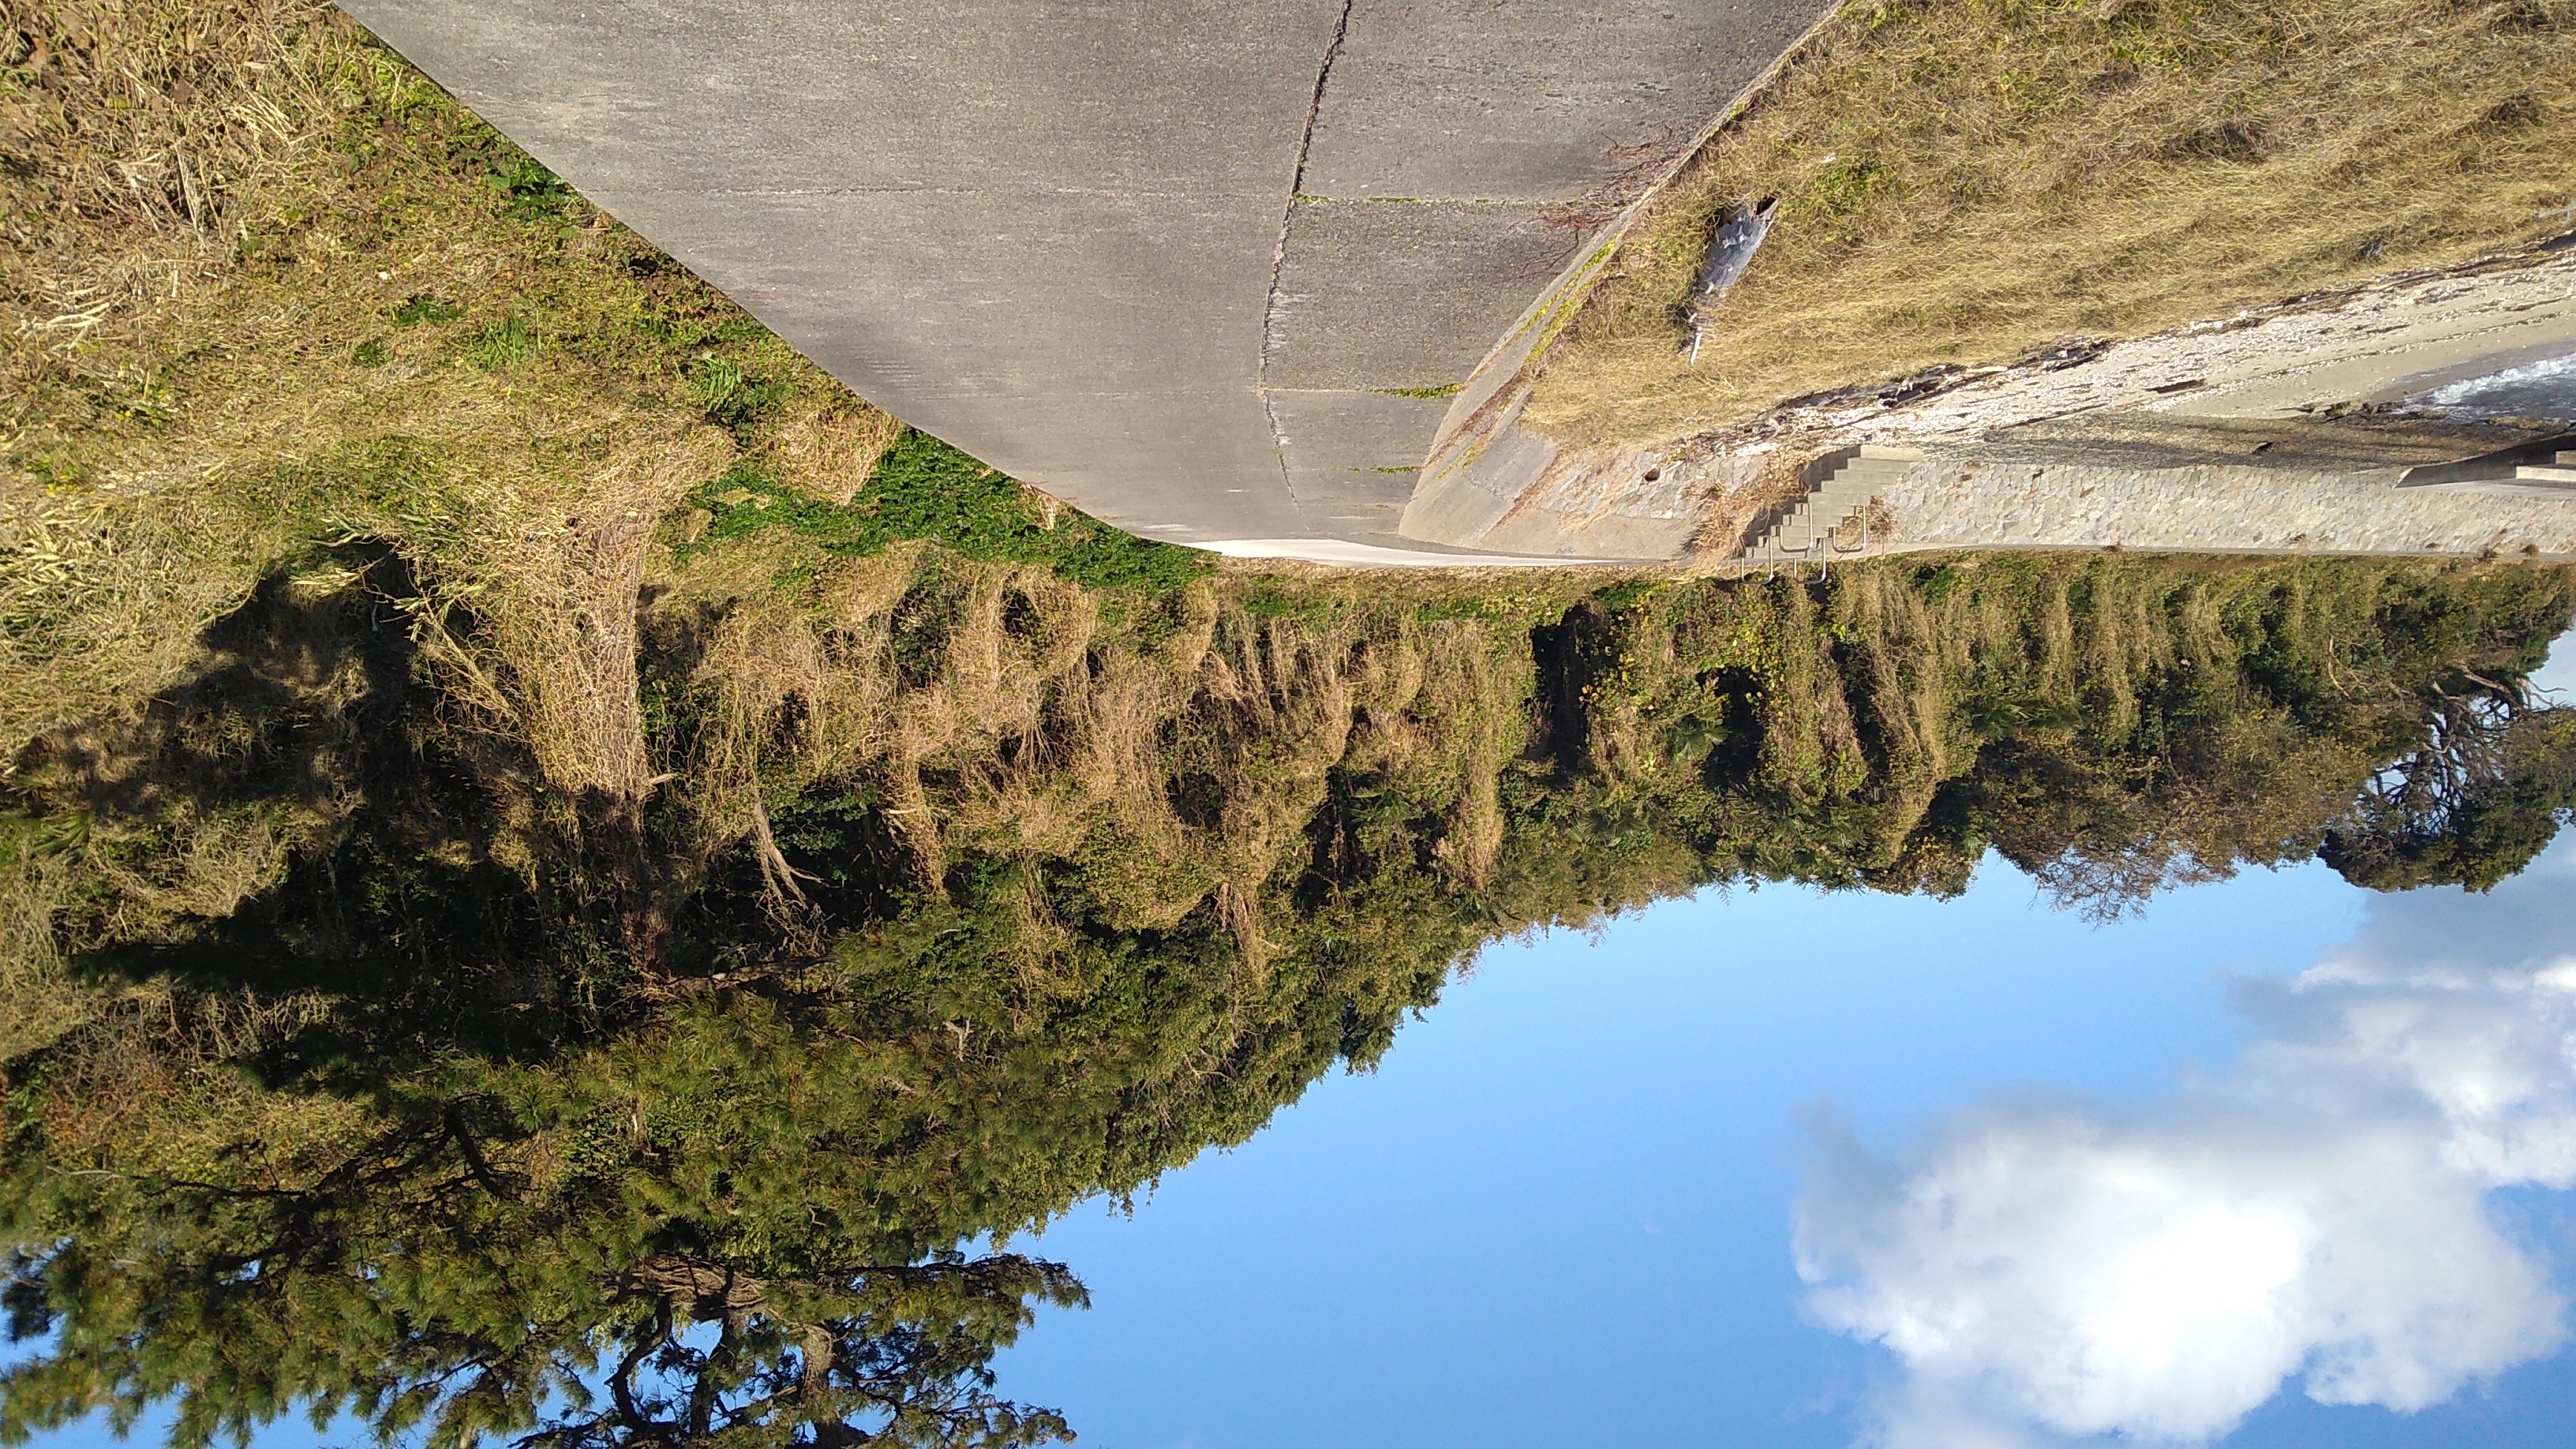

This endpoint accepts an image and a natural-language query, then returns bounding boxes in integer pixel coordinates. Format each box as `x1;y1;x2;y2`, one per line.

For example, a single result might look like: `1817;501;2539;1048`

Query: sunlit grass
1528;0;2576;447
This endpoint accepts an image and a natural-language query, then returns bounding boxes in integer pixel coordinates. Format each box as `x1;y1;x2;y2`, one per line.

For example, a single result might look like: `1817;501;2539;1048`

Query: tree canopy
8;541;2576;1448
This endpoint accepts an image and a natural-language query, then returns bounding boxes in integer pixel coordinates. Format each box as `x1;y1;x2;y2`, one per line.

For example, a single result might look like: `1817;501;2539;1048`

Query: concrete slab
1289;488;1411;542
345;2;1333;196
1267;198;1580;390
1268;389;1455;474
338;0;1833;562
608;185;1310;537
1303;0;1829;204
1263;390;1448;541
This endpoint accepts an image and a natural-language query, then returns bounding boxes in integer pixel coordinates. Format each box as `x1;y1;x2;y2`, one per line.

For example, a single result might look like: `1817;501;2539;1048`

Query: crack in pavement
1259;0;1357;514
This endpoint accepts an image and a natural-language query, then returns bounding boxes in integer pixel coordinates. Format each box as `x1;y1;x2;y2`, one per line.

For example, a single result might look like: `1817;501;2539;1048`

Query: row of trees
6;550;2575;1447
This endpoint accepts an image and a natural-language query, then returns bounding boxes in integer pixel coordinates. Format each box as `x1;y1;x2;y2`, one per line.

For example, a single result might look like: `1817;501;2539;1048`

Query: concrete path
337;0;1825;561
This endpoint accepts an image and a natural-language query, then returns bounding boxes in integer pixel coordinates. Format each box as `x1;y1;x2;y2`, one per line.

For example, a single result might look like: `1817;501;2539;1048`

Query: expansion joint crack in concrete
1259;0;1356;511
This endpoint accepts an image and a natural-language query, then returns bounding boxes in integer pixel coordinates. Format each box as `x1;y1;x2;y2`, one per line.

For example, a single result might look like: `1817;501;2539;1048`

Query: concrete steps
2514;451;2576;485
2402;444;2576;496
1748;445;1923;558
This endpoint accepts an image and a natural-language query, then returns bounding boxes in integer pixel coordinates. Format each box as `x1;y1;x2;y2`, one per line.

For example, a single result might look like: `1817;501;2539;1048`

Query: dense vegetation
9;6;2576;1449
6;540;2575;1449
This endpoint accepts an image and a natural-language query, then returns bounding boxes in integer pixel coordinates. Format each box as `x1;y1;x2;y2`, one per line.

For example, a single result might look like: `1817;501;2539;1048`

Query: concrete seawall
1874;456;2576;561
1726;421;2576;565
1400;255;2576;563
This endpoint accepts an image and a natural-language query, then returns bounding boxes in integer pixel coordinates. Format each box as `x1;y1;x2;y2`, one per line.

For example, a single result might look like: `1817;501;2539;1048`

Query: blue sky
991;856;2350;1446
994;849;2576;1449
975;640;2576;1449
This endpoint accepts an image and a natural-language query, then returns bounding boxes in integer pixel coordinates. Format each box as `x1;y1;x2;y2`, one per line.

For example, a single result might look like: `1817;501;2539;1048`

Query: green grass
391;294;466;328
694;356;792;432
485;154;577;225
463;315;536;370
680;432;1215;595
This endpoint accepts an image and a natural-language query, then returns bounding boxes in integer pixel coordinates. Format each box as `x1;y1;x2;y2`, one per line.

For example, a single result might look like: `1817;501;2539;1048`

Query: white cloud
1795;844;2576;1447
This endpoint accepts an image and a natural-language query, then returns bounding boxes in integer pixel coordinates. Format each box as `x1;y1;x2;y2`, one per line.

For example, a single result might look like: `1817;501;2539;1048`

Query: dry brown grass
0;0;916;1000
776;405;908;505
0;0;893;760
13;968;372;1183
3;0;376;749
0;558;380;1059
645;537;1556;964
1527;0;2576;447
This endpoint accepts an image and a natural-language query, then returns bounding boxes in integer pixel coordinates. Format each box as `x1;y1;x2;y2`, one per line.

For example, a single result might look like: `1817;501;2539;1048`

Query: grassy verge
676;431;1210;595
1526;0;2576;447
0;2;1207;756
0;0;1231;1040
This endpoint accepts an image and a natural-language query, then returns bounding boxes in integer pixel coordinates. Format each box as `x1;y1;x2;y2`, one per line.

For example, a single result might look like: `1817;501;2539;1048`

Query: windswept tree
1;1078;1085;1449
2322;672;2576;893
